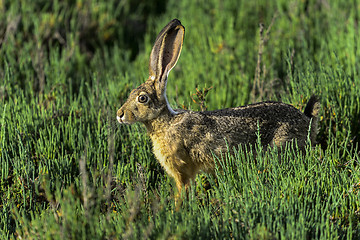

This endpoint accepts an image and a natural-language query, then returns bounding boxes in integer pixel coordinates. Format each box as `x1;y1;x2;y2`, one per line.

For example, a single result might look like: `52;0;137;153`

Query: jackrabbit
117;19;320;194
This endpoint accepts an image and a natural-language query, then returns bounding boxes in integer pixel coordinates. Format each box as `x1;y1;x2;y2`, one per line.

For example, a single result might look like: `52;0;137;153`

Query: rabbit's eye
138;94;149;103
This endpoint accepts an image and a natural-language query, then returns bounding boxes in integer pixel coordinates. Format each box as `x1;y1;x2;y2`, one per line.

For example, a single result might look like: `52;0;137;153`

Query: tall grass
1;0;359;239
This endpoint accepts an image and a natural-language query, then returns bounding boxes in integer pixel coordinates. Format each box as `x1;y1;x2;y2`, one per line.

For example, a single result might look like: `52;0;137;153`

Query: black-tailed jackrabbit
117;19;320;194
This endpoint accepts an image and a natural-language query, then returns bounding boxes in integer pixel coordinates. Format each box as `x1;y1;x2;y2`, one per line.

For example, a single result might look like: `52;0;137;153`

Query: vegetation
1;0;359;239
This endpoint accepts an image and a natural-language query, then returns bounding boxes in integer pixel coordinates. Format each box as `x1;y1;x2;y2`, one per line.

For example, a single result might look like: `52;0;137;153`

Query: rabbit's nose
117;109;124;118
117;109;124;123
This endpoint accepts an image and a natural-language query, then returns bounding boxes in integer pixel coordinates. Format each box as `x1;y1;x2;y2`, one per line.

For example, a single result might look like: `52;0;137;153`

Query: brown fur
117;19;321;194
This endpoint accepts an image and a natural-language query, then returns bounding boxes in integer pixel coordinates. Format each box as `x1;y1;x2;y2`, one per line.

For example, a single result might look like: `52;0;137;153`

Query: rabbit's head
117;19;184;124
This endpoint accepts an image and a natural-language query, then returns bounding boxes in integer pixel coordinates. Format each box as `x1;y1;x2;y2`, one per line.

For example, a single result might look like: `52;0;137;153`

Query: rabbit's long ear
148;19;185;98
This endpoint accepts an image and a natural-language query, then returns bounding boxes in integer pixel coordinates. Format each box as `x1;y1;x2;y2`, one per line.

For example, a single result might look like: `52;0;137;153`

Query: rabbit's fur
117;19;320;194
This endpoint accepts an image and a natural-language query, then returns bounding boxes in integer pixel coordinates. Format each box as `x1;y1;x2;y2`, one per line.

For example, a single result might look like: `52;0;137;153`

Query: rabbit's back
174;102;310;159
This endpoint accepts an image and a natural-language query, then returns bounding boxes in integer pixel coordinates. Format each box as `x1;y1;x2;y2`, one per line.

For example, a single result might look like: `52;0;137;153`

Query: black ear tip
172;19;182;24
168;19;183;28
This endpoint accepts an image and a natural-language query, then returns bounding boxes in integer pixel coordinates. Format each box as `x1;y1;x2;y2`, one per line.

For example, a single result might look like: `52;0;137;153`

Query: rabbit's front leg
166;156;195;191
169;158;198;208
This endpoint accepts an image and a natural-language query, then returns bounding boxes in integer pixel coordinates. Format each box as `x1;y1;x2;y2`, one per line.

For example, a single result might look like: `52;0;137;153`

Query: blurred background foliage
0;0;359;238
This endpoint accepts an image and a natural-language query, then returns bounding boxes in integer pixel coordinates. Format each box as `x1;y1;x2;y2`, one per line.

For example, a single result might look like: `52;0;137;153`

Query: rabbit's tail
304;95;321;145
304;95;320;119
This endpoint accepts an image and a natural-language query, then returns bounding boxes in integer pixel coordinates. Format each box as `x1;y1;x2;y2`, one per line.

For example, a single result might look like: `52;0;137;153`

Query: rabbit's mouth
116;114;128;124
117;112;136;125
116;115;123;123
117;115;130;124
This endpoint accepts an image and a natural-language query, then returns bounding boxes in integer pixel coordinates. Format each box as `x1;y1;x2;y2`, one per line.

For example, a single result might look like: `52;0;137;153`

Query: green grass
1;0;360;239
